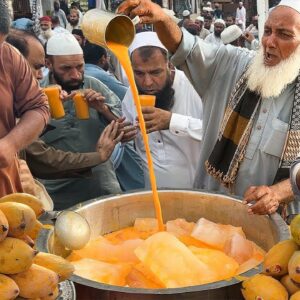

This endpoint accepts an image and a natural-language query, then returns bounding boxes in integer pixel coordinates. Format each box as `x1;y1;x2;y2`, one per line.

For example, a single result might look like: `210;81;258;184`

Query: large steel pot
37;190;290;300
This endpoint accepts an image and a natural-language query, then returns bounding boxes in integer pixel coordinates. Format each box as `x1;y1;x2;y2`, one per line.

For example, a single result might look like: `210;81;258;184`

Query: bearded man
204;18;226;46
119;0;300;215
40;32;123;208
122;32;203;189
38;16;53;45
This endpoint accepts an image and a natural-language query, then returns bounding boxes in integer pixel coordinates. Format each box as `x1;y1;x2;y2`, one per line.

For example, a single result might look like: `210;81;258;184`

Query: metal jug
81;9;136;48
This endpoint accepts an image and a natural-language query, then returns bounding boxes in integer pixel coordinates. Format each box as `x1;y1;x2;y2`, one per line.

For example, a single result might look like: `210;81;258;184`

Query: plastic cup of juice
73;92;90;120
139;95;156;107
43;85;65;119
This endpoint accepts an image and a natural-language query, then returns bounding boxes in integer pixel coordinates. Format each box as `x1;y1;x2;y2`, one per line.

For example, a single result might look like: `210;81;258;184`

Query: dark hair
204;15;213;21
51;15;60;25
83;42;107;64
0;0;10;35
72;28;84;38
6;29;42;58
134;46;168;63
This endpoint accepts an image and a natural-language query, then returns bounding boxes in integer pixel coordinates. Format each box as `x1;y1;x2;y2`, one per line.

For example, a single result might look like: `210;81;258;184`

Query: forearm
154;15;182;54
100;104;119;122
6;111;46;152
271;179;294;205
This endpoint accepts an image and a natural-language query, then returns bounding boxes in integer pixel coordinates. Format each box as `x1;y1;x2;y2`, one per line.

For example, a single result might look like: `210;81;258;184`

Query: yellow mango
0;274;19;300
27;220;43;240
33;252;74;282
0;208;9;242
0;237;37;274
280;275;300;295
0;202;36;238
19;235;35;248
0;193;45;217
263;239;298;276
241;274;288;300
291;291;300;300
11;264;59;299
288;251;300;283
40;286;59;300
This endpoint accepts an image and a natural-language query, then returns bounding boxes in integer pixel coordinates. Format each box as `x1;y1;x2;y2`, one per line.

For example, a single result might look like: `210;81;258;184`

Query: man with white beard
119;0;300;215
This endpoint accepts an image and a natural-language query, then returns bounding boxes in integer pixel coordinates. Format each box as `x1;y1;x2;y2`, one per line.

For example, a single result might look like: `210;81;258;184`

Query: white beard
41;29;53;40
246;46;300;99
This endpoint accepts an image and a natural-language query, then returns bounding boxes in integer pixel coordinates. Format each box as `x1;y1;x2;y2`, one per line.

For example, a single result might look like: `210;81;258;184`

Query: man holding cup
122;32;203;189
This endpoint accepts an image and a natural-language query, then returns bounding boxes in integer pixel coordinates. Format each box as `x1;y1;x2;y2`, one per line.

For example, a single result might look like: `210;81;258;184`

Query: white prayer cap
46;32;83;56
207;1;212;5
129;31;167;55
221;25;242;44
277;0;300;14
196;16;204;22
203;6;213;12
214;18;226;26
182;10;190;17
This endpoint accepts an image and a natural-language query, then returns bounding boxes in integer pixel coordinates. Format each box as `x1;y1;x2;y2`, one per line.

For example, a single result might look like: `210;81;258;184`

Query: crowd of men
1;0;300;218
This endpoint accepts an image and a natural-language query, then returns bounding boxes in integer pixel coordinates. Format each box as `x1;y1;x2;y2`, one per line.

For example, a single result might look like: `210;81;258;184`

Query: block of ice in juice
72;258;132;286
68;236;143;263
134;218;159;233
134;232;217;288
166;218;195;237
191;218;245;250
189;246;239;280
224;233;254;264
126;263;164;289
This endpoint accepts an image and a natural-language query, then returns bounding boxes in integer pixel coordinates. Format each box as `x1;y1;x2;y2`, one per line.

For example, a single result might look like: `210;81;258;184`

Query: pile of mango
0;193;74;300
242;215;300;300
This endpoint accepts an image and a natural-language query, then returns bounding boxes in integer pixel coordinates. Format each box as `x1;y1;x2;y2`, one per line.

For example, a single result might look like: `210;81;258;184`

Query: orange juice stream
107;42;164;231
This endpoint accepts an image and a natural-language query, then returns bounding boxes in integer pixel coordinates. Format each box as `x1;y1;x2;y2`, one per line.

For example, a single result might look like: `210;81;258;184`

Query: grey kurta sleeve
170;29;254;99
25;139;103;179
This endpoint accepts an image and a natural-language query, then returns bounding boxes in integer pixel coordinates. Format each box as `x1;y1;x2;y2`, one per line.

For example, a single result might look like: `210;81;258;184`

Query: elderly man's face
40;21;51;31
47;54;84;91
132;48;169;95
262;6;300;67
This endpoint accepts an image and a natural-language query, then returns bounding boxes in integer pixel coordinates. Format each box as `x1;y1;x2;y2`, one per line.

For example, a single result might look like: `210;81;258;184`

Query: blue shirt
85;64;128;101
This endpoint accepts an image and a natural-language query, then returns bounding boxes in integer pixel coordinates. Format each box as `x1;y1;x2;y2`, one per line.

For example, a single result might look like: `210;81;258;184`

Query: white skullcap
221;25;242;44
196;16;204;22
214;18;226;26
277;0;300;14
207;1;211;5
182;10;190;17
203;6;213;11
129;32;167;55
46;32;83;55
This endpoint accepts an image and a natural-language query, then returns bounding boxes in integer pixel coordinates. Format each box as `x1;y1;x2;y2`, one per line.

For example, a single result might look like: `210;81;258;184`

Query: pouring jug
81;9;137;48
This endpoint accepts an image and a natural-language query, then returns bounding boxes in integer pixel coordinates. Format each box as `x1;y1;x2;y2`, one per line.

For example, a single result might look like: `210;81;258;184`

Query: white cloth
46;32;83;55
205;33;223;47
53;26;69;34
129;32;167;55
122;70;203;189
236;6;246;31
278;0;300;14
221;25;242;45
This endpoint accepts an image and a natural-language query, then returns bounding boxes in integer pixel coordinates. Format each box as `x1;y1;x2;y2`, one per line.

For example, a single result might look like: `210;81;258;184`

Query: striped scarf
206;70;300;189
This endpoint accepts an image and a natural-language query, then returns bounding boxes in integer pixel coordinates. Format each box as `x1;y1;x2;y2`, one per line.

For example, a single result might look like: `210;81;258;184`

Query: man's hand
137;107;172;134
19;159;37;196
117;0;167;24
243;180;294;215
117;117;138;143
96;121;124;162
243;31;255;43
0;138;17;168
82;89;106;113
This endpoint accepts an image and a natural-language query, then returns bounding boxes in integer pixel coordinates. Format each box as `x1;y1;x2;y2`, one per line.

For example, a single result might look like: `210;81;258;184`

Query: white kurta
236;6;246;31
204;33;223;47
122;69;203;189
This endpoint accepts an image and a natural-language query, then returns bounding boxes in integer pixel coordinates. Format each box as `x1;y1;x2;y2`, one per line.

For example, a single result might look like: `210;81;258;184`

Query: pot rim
37;189;289;294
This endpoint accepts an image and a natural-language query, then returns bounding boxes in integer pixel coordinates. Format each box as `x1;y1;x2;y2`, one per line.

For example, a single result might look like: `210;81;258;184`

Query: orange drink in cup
139;95;156;107
73;92;90;120
43;85;65;119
